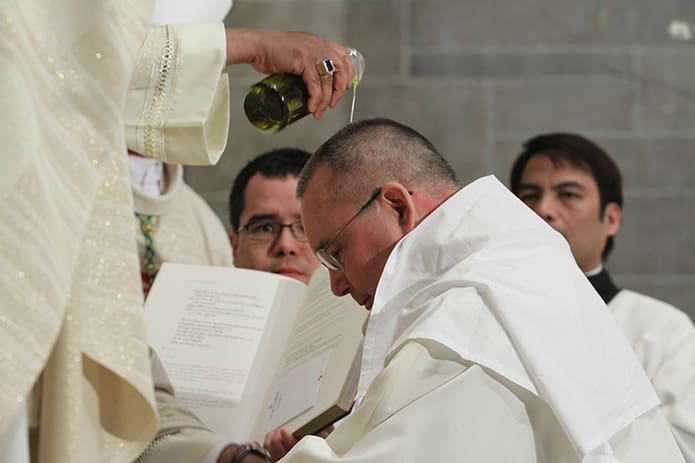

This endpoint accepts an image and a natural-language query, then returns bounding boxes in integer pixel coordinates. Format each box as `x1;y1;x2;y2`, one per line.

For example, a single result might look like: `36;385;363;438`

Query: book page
260;350;331;432
144;263;306;435
250;266;367;439
279;267;364;375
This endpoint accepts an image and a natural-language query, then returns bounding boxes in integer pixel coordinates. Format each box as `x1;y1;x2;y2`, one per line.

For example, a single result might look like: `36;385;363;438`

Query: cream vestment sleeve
134;351;230;463
127;23;233;463
609;290;695;463
125;23;230;165
126;22;233;463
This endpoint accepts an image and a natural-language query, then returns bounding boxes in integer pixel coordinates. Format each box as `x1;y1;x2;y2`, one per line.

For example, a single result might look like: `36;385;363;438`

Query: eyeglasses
238;220;307;242
316;188;381;271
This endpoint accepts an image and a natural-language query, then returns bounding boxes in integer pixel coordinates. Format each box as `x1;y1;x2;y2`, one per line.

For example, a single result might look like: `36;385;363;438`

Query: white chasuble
609;290;695;463
281;176;683;463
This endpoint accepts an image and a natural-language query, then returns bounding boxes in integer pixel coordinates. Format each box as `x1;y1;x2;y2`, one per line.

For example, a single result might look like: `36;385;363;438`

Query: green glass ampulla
243;73;309;132
243;48;365;133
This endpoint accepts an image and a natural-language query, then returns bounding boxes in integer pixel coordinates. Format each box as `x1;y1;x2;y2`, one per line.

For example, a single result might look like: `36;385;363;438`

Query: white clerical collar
128;154;164;198
131;162;185;216
584;264;604;277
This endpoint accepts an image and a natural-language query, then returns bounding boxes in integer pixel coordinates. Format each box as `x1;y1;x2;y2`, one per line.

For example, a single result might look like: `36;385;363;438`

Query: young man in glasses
265;118;685;462
133;148;321;463
229;148;320;285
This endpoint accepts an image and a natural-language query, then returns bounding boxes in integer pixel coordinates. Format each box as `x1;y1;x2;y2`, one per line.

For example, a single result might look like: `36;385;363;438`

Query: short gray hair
297;118;459;203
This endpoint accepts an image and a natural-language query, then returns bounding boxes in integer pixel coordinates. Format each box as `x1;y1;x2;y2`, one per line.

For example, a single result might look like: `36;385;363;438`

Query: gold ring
316;58;335;77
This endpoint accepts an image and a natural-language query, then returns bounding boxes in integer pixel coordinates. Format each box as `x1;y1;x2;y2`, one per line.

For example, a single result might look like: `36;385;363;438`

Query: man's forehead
300;166;337;206
300;169;347;243
300;180;334;224
524;155;592;179
242;174;300;215
527;153;593;176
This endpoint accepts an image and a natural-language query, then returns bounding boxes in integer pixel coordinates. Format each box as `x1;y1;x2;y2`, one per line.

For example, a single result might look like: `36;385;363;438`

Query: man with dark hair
510;133;623;266
510;132;695;462
264;118;684;463
229;148;319;284
134;148;323;463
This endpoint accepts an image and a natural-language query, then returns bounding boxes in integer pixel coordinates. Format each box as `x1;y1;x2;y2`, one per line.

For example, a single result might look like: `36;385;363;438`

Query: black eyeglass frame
237;220;307;242
315;188;382;271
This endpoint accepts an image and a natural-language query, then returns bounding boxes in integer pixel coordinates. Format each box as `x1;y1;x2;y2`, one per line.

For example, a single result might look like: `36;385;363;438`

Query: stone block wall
185;0;695;318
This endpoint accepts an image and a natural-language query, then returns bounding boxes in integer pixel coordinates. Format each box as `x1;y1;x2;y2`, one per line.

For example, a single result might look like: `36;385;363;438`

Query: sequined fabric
0;0;158;461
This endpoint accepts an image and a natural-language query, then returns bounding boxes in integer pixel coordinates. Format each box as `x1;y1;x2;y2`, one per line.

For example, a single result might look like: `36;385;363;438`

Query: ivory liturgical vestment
0;1;228;460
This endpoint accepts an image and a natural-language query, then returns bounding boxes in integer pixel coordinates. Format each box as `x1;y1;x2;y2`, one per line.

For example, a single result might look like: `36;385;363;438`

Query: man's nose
329;269;350;297
535;196;556;222
270;226;299;256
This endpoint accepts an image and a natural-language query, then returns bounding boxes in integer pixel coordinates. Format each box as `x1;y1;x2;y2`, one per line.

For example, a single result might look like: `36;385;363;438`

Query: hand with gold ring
315;58;337;117
316;58;335;78
224;28;355;119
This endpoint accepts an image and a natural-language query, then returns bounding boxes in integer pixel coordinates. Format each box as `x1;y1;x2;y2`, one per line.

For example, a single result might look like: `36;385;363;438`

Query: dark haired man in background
229;148;320;285
510;133;695;462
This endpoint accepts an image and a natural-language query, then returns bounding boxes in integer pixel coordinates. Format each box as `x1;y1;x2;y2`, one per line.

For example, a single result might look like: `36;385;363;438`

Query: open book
144;263;367;442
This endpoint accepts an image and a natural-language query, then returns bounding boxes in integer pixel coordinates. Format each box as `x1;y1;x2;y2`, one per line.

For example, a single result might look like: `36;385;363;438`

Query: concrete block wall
185;0;695;319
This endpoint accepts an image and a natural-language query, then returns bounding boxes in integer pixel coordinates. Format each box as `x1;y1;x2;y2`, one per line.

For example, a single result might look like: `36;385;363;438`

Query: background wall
185;0;695;319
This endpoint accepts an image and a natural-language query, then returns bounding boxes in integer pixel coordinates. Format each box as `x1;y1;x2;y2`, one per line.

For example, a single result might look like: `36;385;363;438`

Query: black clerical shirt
587;268;621;304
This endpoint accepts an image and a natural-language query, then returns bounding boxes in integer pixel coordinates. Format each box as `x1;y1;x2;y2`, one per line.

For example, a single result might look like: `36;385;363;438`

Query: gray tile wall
186;0;695;319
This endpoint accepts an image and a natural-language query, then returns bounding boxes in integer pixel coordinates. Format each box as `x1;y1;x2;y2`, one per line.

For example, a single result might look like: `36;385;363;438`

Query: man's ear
603;202;622;237
380;182;416;232
229;232;239;260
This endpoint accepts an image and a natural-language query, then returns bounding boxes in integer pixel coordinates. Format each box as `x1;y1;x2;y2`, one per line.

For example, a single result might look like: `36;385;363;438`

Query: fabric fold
361;175;659;458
